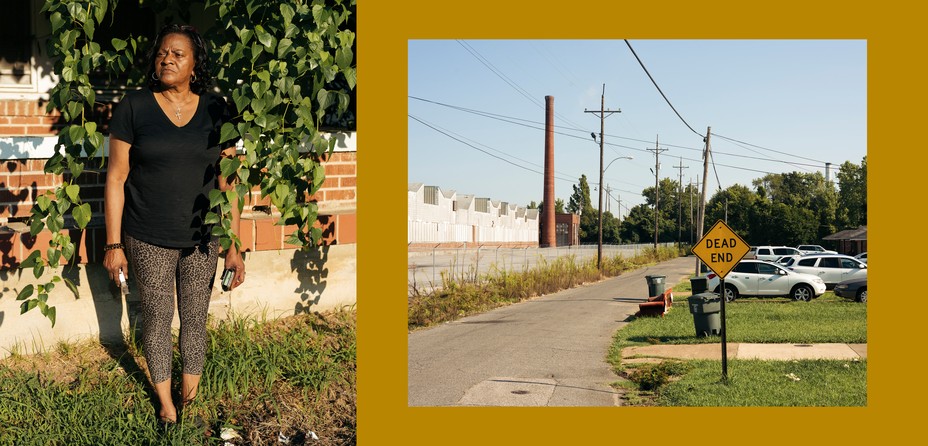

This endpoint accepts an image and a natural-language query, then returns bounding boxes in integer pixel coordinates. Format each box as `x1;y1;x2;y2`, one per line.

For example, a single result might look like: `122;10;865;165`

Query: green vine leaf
72;203;92;229
20;250;42;269
64;184;80;202
16;285;35;301
21;300;39;314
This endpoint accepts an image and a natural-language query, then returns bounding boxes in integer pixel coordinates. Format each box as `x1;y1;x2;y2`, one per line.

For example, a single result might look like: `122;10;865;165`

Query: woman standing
103;24;245;424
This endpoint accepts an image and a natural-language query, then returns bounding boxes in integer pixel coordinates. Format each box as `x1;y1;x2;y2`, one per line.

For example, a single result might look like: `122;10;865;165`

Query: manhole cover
794;344;813;347
511;390;530;395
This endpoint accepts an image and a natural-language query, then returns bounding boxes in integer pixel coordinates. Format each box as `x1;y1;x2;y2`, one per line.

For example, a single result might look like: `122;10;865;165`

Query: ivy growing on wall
18;0;357;327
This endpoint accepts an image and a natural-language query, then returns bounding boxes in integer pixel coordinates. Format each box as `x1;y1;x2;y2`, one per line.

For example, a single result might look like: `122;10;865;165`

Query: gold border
360;0;909;444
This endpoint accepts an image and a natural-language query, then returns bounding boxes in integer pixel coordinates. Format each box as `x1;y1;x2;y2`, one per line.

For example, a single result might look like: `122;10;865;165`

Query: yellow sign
692;219;751;279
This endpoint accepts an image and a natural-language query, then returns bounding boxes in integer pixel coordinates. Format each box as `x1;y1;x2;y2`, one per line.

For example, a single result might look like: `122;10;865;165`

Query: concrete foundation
0;244;356;359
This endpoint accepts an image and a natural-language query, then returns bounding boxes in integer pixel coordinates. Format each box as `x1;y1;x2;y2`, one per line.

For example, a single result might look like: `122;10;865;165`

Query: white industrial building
408;183;539;249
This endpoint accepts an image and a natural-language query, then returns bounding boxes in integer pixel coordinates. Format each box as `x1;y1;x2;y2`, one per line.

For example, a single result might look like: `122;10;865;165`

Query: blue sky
407;39;867;218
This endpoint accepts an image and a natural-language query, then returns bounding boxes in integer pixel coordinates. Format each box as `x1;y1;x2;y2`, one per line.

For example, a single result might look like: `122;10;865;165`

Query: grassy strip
647;358;867;406
408;246;682;330
609;291;866;357
0;309;356;446
609;285;867;406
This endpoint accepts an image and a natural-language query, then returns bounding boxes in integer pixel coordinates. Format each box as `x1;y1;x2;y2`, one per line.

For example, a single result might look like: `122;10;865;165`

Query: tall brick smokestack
542;95;556;247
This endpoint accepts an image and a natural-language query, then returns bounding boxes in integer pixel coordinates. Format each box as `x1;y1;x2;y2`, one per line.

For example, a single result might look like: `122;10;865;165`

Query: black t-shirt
109;89;233;248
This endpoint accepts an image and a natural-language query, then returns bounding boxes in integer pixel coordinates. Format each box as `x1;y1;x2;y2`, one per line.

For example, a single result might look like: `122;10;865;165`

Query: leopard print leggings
125;234;220;384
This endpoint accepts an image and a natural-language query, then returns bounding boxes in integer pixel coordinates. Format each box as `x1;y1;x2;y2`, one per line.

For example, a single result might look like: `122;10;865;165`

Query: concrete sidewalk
622;342;867;365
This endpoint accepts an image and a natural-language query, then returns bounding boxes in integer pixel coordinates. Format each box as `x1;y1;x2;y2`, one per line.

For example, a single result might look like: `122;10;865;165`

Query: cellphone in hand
221;268;235;291
118;270;129;295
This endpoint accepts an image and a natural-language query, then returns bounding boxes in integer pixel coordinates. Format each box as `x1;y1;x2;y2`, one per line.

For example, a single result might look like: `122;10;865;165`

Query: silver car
705;260;827;302
787;254;867;288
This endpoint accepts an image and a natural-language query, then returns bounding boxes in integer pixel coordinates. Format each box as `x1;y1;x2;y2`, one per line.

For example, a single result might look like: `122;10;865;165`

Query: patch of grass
626;361;691;391
657;358;867;406
0;308;356;446
671;274;697;293
609;282;867;406
609;291;866;366
408;247;681;329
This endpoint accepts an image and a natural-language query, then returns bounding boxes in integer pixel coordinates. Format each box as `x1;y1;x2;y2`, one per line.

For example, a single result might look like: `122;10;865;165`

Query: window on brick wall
0;0;33;89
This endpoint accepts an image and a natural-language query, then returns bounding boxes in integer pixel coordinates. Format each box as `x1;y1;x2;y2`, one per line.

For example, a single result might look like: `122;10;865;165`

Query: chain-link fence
408;243;678;294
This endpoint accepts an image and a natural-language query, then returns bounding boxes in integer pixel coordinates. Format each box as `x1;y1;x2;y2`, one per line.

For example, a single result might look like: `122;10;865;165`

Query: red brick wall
0;100;62;136
0;101;357;270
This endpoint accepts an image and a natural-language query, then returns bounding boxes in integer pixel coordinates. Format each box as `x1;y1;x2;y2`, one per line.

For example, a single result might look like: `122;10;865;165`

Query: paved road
408;256;695;406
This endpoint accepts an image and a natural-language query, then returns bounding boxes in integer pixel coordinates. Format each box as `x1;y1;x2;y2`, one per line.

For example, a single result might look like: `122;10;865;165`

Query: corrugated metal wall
408;184;538;244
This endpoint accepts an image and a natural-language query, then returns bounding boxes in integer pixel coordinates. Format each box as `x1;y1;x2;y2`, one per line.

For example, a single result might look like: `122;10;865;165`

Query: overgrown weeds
0;308;356;446
408;246;680;330
625;361;691;391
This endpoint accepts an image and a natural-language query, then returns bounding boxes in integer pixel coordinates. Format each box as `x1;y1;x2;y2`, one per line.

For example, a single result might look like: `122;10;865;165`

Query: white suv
705;260;827;302
796;244;838;255
748;246;803;262
787;254;867;287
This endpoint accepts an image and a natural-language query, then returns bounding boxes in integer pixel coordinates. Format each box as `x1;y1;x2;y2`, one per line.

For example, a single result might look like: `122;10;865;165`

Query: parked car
749;246;804;262
787;254;867;288
776;254;802;266
854;252;867;263
796;244;838;255
833;277;867;303
705;260;827;302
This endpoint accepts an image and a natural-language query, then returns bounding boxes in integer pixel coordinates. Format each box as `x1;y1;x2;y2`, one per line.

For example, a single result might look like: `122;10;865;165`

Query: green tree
534;198;566;213
567;175;600;243
750;171;833;244
705;184;758;240
836;156;867;228
640;178;680;244
601;210;621;244
567;174;593;215
620;204;652;244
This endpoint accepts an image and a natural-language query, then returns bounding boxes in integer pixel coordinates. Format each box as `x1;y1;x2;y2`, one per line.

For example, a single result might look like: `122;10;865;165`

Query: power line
409;114;647;199
456;40;544;111
713;134;814;173
456;40;589;132
409;114;594;187
713;132;830;165
411;110;773;178
624;39;704;138
410;96;827;170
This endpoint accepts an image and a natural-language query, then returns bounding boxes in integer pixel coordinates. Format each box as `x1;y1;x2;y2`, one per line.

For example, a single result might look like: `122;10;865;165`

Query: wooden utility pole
696;126;711;275
673;157;688;247
647;136;667;250
584;84;620;269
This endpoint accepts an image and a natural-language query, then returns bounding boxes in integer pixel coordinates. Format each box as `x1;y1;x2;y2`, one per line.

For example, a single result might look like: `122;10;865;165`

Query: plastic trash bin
645;275;666;297
687;293;721;337
690;276;709;294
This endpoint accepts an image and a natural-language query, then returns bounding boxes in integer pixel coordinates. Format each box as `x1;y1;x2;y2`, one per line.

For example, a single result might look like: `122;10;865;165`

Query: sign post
691;219;751;383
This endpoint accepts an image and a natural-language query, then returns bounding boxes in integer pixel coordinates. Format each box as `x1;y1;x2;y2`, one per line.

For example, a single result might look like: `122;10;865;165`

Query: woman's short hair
145;24;212;94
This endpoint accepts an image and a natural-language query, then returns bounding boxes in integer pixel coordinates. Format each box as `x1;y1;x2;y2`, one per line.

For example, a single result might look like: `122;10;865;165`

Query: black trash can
645;275;666;297
690;276;709;294
687;293;721;337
